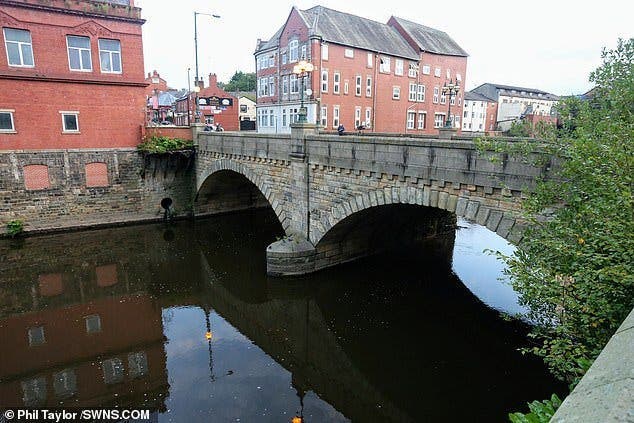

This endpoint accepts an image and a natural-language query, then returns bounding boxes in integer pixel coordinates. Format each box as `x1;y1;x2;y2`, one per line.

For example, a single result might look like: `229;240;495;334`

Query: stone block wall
0;149;195;235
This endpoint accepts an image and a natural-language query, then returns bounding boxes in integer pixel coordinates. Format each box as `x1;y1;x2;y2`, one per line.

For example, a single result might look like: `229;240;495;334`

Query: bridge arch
312;187;523;246
196;158;289;231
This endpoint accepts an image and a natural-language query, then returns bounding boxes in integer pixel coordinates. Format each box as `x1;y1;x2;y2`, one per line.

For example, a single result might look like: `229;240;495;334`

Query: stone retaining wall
0;149;195;235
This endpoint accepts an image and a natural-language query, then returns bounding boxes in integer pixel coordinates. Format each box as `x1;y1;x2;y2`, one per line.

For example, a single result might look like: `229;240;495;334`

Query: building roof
389;16;468;57
157;91;177;107
255;25;284;52
473;82;559;101
465;91;495;102
256;6;424;60
298;6;419;59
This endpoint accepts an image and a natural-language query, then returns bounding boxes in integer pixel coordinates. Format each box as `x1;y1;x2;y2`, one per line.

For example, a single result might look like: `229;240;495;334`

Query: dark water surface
0;209;565;422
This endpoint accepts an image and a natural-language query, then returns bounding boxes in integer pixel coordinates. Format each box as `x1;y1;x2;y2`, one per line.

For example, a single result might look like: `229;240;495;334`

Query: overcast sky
138;0;631;96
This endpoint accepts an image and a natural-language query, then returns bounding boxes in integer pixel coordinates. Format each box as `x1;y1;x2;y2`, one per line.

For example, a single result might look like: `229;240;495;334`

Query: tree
498;38;634;386
219;71;256;92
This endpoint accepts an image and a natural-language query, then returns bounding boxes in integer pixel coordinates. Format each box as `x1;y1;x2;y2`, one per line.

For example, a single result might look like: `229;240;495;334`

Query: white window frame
60;111;80;133
379;56;391;73
367;52;373;67
434;113;445;128
408;62;418;78
406;111;415;129
333;72;340;94
128;352;148;379
3;28;34;67
282;75;289;96
28;326;45;346
354;107;361;128
365;76;372;97
320;106;327;127
344;48;354;58
301;45;307;60
344;81;349;95
434;67;441;77
355;75;361;96
408;83;417;101
417;112;426;129
268;76;275;97
321;43;328;60
66;35;92;72
365;107;372;127
417;84;425;102
290;74;299;94
98;38;121;74
332;105;340;128
102;358;124;385
433;87;439;104
392;86;400;100
395;59;404;76
422;65;431;75
0;109;15;132
85;315;102;333
289;40;298;62
321;70;328;93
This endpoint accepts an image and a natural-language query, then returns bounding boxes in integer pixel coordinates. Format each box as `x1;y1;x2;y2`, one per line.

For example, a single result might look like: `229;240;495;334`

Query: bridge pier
266;234;316;277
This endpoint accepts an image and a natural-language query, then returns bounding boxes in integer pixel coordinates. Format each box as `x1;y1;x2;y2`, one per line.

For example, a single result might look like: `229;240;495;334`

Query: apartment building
254;6;468;135
462;91;498;134
471;83;558;131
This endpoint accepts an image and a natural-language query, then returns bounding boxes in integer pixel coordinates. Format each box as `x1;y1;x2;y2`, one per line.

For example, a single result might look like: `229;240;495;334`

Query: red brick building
255;6;468;135
0;0;147;150
144;69;168;97
174;73;239;131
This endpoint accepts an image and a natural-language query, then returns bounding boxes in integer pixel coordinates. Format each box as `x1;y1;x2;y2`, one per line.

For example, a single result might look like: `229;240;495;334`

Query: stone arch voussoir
196;158;285;229
314;187;522;246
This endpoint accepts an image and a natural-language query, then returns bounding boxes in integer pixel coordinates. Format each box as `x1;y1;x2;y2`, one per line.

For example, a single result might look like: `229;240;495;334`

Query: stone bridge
194;124;552;276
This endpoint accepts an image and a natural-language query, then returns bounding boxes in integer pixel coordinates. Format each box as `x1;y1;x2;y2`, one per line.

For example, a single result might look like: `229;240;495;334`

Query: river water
0;209;565;422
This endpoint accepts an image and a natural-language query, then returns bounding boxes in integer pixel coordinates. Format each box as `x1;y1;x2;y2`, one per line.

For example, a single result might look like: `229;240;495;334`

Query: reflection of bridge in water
0;215;562;421
189;215;562;422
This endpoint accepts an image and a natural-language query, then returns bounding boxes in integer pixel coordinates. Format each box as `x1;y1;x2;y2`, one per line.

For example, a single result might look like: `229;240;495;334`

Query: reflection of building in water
0;262;168;411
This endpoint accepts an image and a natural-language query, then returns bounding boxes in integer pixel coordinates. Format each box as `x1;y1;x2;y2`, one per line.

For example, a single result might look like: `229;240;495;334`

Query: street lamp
194;11;220;122
292;60;314;123
187;67;191;126
441;79;460;129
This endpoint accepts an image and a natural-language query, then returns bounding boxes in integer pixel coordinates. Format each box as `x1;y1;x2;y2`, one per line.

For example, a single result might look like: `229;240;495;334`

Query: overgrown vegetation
508;394;562;423
218;71;256;92
477;39;633;421
6;220;24;238
137;135;193;154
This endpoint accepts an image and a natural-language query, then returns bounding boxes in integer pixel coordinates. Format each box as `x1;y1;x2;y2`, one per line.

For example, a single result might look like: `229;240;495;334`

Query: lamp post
194;11;220;122
292;60;314;123
187;67;191;126
441;79;460;129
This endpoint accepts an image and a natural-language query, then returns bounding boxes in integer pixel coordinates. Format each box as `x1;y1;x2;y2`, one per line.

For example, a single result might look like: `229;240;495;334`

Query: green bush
508;394;562;423
6;220;24;238
137;135;193;154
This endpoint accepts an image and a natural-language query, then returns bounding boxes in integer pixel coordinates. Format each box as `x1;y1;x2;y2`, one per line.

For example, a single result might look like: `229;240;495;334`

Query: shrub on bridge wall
137;135;194;155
